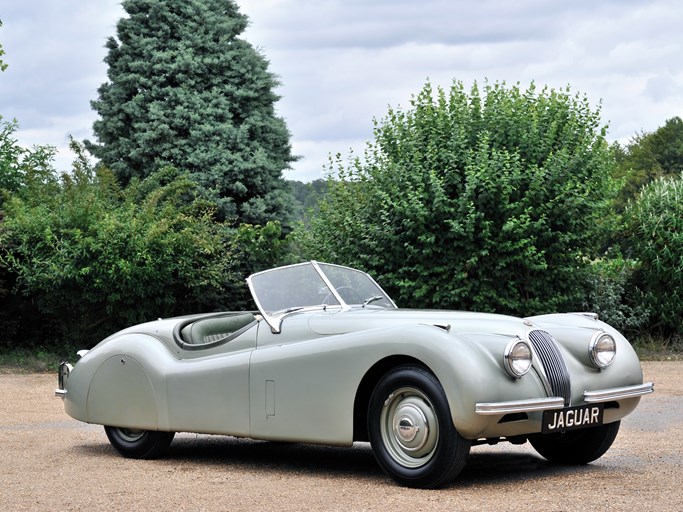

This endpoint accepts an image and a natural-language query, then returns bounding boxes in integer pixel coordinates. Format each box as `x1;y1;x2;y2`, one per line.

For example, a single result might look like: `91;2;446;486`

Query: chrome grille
528;330;571;406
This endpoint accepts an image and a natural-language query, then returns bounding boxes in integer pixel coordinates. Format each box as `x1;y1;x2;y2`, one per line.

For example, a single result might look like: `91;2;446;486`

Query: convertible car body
56;261;653;488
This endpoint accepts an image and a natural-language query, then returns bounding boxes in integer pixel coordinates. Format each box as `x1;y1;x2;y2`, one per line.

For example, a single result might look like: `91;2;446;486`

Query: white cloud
0;0;681;181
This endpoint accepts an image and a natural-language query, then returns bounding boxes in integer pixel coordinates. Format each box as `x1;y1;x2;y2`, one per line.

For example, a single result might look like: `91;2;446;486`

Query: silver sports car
56;261;653;488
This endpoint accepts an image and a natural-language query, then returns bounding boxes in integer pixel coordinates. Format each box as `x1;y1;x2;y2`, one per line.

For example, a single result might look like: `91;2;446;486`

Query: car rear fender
64;334;176;430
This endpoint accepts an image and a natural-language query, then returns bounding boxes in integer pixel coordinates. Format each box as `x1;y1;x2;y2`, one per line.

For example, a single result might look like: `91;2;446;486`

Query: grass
0;346;78;373
631;333;683;361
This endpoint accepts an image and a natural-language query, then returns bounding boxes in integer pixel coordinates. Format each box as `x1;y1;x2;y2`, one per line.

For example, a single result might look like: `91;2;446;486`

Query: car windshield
247;261;396;332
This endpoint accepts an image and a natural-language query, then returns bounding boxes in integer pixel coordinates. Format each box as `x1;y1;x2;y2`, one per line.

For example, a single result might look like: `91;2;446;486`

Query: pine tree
86;0;295;224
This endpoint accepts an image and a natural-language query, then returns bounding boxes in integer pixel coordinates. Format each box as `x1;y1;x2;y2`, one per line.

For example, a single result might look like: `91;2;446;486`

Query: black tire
104;426;175;459
367;365;470;488
530;420;621;465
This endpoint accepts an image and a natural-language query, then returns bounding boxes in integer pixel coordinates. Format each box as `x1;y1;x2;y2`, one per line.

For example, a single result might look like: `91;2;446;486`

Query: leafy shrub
300;81;615;316
583;254;649;332
0;117;56;208
624;174;683;335
1;147;238;347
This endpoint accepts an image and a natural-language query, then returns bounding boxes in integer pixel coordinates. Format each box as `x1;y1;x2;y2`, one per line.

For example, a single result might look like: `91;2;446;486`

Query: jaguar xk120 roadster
56;261;653;488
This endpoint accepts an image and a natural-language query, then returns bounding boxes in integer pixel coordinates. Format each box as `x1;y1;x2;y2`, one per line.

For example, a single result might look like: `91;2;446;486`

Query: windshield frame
246;261;397;333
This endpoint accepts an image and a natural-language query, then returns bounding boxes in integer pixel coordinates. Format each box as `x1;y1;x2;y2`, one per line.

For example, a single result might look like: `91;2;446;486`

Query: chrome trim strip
55;388;67;399
584;382;654;403
246;261;397;333
475;397;565;415
570;312;599;321
311;261;348;309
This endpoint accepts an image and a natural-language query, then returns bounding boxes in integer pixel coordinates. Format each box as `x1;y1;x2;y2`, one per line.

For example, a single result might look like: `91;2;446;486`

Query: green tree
623;174;683;337
613;116;683;209
299;81;615;315
86;0;296;224
288;178;329;222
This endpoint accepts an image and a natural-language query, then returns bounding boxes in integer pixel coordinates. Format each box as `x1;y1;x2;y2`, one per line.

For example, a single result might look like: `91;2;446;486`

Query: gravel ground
0;361;680;512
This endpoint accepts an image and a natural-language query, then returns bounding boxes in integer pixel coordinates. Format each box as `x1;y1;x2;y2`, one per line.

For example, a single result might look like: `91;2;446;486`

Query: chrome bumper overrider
475;382;654;415
55;362;73;400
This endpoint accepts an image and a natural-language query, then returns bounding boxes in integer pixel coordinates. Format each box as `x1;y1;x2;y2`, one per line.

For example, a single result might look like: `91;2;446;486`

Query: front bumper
475;381;654;415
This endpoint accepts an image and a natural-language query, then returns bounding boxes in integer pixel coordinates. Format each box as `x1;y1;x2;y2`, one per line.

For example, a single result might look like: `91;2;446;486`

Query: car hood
307;308;534;338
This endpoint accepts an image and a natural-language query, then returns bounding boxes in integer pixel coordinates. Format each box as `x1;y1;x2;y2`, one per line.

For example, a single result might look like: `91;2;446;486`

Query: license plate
542;404;604;434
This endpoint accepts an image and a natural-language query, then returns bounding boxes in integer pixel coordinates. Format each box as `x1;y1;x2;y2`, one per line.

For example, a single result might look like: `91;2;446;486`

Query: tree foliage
623;174;683;336
0;20;8;72
0;117;58;346
86;0;296;225
1;141;290;347
288;178;329;222
613;116;683;209
582;253;649;332
0;117;56;208
299;81;615;315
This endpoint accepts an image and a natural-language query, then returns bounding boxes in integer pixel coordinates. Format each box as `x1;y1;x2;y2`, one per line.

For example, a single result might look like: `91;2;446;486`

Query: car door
164;320;259;436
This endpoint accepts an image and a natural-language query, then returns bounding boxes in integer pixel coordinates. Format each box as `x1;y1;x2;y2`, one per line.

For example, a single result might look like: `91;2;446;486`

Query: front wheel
530;421;620;465
104;426;175;459
367;366;470;488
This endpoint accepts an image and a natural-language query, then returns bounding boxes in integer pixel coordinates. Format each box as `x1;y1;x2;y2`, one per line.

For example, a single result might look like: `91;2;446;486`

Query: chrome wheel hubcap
116;428;145;442
394;403;428;450
380;386;439;468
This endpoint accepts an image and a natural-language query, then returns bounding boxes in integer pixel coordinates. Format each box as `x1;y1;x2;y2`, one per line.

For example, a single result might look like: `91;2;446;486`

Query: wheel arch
353;355;432;442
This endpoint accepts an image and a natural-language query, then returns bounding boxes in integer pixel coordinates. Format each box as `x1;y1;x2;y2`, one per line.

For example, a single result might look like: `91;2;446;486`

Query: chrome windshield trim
311;260;348;309
475;397;565;415
268;304;340;333
247;261;397;333
584;382;654;403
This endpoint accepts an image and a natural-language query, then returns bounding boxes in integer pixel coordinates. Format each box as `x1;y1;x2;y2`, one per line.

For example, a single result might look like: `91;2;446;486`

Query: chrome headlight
589;331;616;369
504;339;532;379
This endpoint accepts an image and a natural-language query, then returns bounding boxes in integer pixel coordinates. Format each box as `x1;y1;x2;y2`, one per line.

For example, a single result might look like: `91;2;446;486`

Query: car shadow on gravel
75;434;609;487
170;435;384;480
457;450;611;487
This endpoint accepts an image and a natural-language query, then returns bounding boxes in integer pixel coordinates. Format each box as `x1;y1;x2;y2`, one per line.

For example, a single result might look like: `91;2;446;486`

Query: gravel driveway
1;362;681;511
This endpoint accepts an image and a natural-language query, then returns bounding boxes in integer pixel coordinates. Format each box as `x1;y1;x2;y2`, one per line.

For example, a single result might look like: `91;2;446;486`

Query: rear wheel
530;421;620;465
367;366;470;488
104;426;175;459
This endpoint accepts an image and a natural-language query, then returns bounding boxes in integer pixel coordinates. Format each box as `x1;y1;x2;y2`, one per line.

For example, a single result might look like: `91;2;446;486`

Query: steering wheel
323;286;363;305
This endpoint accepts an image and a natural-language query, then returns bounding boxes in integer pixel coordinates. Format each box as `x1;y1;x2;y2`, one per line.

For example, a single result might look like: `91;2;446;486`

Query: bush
1;147;239;347
582;254;650;332
300;81;616;316
624;174;683;336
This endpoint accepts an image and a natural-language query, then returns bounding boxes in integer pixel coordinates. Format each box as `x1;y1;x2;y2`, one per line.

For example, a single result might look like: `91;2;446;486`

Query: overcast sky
1;0;681;182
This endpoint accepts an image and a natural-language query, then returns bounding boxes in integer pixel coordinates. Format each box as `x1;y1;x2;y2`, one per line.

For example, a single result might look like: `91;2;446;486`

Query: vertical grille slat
528;330;571;406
